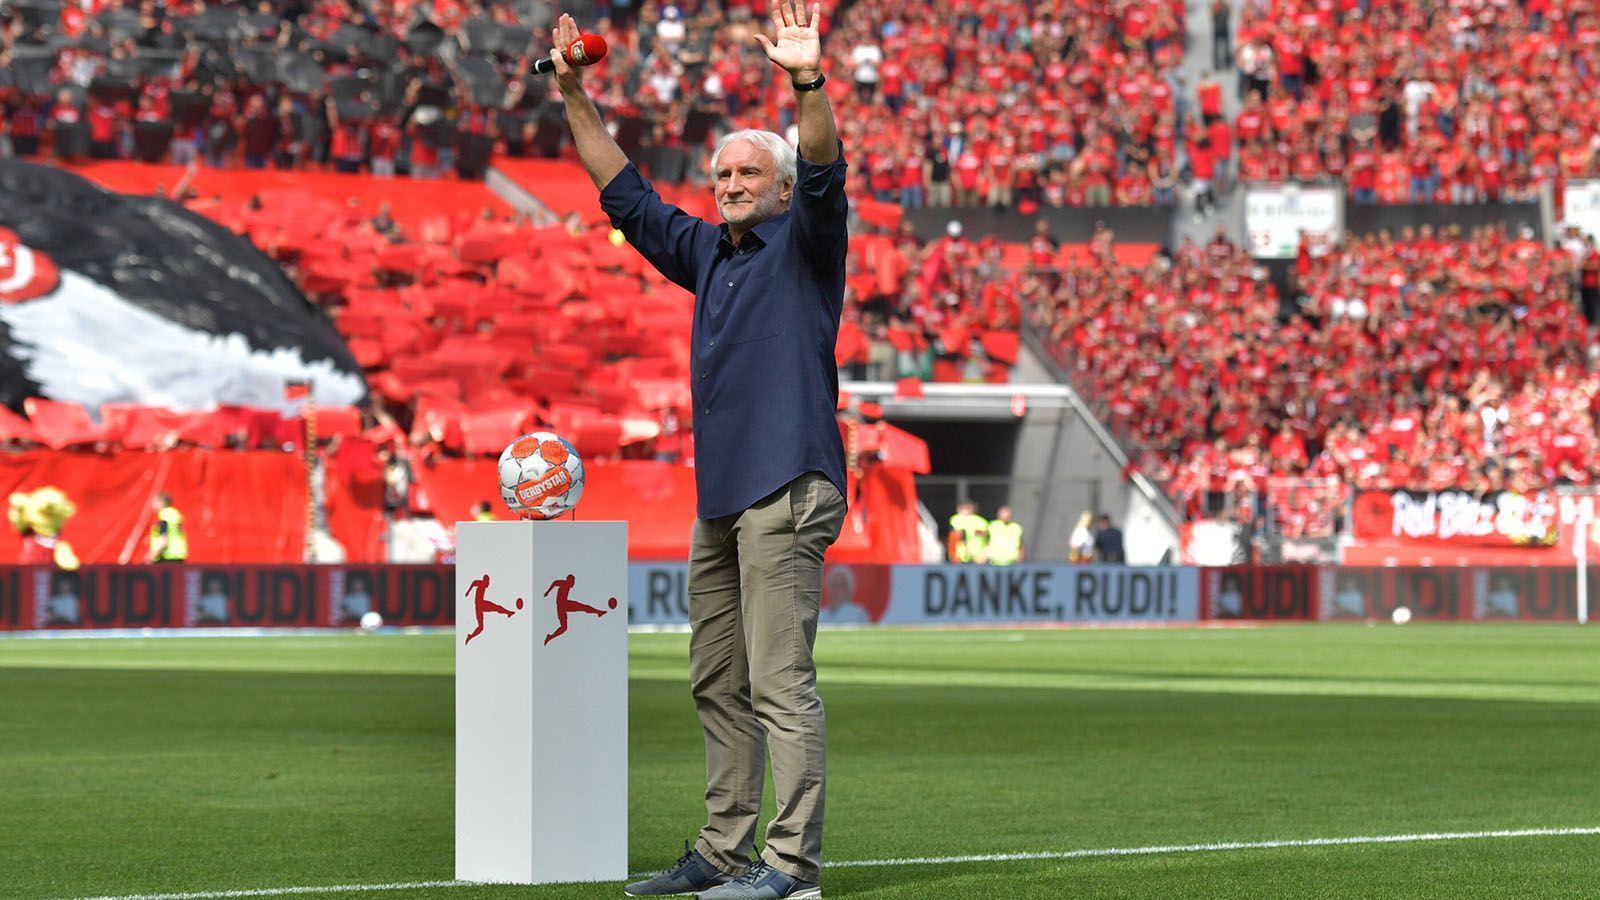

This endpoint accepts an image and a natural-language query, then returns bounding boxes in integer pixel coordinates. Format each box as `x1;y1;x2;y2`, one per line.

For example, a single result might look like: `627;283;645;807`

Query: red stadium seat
460;407;532;456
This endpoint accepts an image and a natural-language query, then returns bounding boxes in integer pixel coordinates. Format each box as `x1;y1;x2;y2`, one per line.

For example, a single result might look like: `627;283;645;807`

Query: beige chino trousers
689;471;846;883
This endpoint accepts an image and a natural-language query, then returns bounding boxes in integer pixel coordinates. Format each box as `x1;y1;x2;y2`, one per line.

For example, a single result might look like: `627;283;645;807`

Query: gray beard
722;190;788;229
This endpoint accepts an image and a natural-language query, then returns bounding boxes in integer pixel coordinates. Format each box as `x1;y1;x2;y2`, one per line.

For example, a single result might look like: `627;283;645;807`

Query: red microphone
532;34;609;75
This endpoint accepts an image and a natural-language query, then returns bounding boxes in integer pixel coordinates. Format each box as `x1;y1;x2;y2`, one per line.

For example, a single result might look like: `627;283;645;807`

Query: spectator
1068;510;1096;562
48;88;83;162
1093;514;1125;563
1580;236;1600;327
948;500;988;564
1211;0;1233;72
986;506;1024;566
240;96;277;170
147;493;188;563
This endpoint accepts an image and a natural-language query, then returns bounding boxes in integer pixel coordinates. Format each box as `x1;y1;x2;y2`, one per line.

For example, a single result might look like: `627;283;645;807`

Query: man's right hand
551;13;584;95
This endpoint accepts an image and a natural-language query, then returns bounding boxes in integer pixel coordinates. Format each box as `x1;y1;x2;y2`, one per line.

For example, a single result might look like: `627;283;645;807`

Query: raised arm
550;13;629;190
755;0;838;165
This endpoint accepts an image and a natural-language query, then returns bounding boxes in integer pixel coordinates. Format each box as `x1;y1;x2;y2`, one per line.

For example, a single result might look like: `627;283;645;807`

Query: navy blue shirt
599;144;849;520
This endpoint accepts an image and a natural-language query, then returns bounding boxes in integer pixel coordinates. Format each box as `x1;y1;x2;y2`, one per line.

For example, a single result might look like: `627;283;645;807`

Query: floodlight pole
1578;505;1590;626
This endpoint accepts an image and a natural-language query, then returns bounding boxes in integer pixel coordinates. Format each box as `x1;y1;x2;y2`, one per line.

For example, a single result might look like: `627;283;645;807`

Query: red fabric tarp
847;421;931;474
24;398;102;448
406;458;924;562
827;465;923;564
324;438;387;564
0;449;307;563
65;162;510;231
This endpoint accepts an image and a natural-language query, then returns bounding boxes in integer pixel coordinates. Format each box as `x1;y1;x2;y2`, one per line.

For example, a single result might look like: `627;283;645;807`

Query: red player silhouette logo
544;574;617;645
463;575;524;645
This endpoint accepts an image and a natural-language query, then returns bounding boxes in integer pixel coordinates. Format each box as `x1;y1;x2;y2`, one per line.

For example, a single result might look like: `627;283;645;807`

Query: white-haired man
549;4;847;898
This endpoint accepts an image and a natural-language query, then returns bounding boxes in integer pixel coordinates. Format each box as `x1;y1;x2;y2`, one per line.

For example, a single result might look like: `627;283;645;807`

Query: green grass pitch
2;624;1597;899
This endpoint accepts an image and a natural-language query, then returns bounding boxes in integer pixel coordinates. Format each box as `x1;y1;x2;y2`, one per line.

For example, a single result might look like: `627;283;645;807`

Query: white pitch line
69;882;471;900
824;825;1600;868
65;826;1600;900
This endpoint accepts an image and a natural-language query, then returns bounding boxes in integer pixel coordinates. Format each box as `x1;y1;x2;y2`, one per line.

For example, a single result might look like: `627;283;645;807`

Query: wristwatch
793;73;826;92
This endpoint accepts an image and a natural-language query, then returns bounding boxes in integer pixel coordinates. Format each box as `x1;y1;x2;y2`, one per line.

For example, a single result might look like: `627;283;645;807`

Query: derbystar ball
498;431;585;520
1391;606;1412;625
359;611;383;631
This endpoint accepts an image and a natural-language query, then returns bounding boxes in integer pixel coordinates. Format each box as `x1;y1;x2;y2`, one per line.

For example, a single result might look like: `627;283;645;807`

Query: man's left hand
755;0;823;83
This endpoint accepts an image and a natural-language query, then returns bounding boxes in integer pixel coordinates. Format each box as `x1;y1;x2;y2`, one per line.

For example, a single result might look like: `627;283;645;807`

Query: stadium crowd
836;219;1021;384
0;0;574;178
1227;0;1600;201
0;0;1194;209
1034;225;1600;518
10;0;1600;209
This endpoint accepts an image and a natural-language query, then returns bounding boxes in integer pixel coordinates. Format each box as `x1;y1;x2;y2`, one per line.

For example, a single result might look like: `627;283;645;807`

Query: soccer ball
359;611;383;632
498;431;585;520
1391;606;1412;625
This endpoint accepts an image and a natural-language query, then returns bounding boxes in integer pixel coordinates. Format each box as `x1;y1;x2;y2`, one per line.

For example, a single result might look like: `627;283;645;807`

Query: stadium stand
1034;226;1600;517
1229;0;1600;202
0;0;1188;207
0;154;944;562
749;0;1190;211
0;0;575;178
6;0;1600;569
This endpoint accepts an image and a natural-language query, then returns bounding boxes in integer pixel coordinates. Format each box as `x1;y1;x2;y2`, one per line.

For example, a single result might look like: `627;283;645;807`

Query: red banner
0;449;308;564
1351;490;1560;547
0;564;456;631
1199;565;1598;622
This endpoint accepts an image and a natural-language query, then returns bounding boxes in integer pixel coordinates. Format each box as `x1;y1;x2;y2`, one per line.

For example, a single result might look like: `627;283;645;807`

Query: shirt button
700;372;707;380
709;340;716;348
703;407;710;415
727;281;734;287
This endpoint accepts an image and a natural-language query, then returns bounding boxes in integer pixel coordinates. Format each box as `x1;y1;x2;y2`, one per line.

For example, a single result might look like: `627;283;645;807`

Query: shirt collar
718;211;789;252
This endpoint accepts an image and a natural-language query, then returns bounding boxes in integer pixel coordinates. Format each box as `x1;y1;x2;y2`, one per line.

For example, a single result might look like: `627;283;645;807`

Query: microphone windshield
569;34;609;66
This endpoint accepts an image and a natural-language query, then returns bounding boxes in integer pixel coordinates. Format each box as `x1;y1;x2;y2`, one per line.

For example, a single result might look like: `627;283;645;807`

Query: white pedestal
455;521;628;884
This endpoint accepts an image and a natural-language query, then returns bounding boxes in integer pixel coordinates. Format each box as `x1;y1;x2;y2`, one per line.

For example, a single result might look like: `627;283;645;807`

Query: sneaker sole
689;886;819;899
628;878;738;897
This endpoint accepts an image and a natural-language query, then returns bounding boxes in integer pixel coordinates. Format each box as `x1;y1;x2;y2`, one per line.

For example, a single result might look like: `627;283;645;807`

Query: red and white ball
498;432;585;519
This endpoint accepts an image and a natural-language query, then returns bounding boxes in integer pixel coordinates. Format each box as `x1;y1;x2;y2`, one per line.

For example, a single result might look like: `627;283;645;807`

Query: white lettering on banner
1436;492;1495;539
1496;492;1558;542
1388;491;1559;543
1391;492;1436;538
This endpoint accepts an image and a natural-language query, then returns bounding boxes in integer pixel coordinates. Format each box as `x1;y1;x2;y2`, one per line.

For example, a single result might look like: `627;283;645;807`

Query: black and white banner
0;162;365;413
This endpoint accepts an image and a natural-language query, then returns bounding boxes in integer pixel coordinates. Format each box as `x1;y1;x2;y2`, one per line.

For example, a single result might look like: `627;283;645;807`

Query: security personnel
471;500;497;522
986;505;1024;566
147;493;188;563
948;500;989;563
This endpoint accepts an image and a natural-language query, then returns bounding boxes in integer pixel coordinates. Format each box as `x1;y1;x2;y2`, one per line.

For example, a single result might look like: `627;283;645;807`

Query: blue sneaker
624;843;737;896
696;859;821;899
